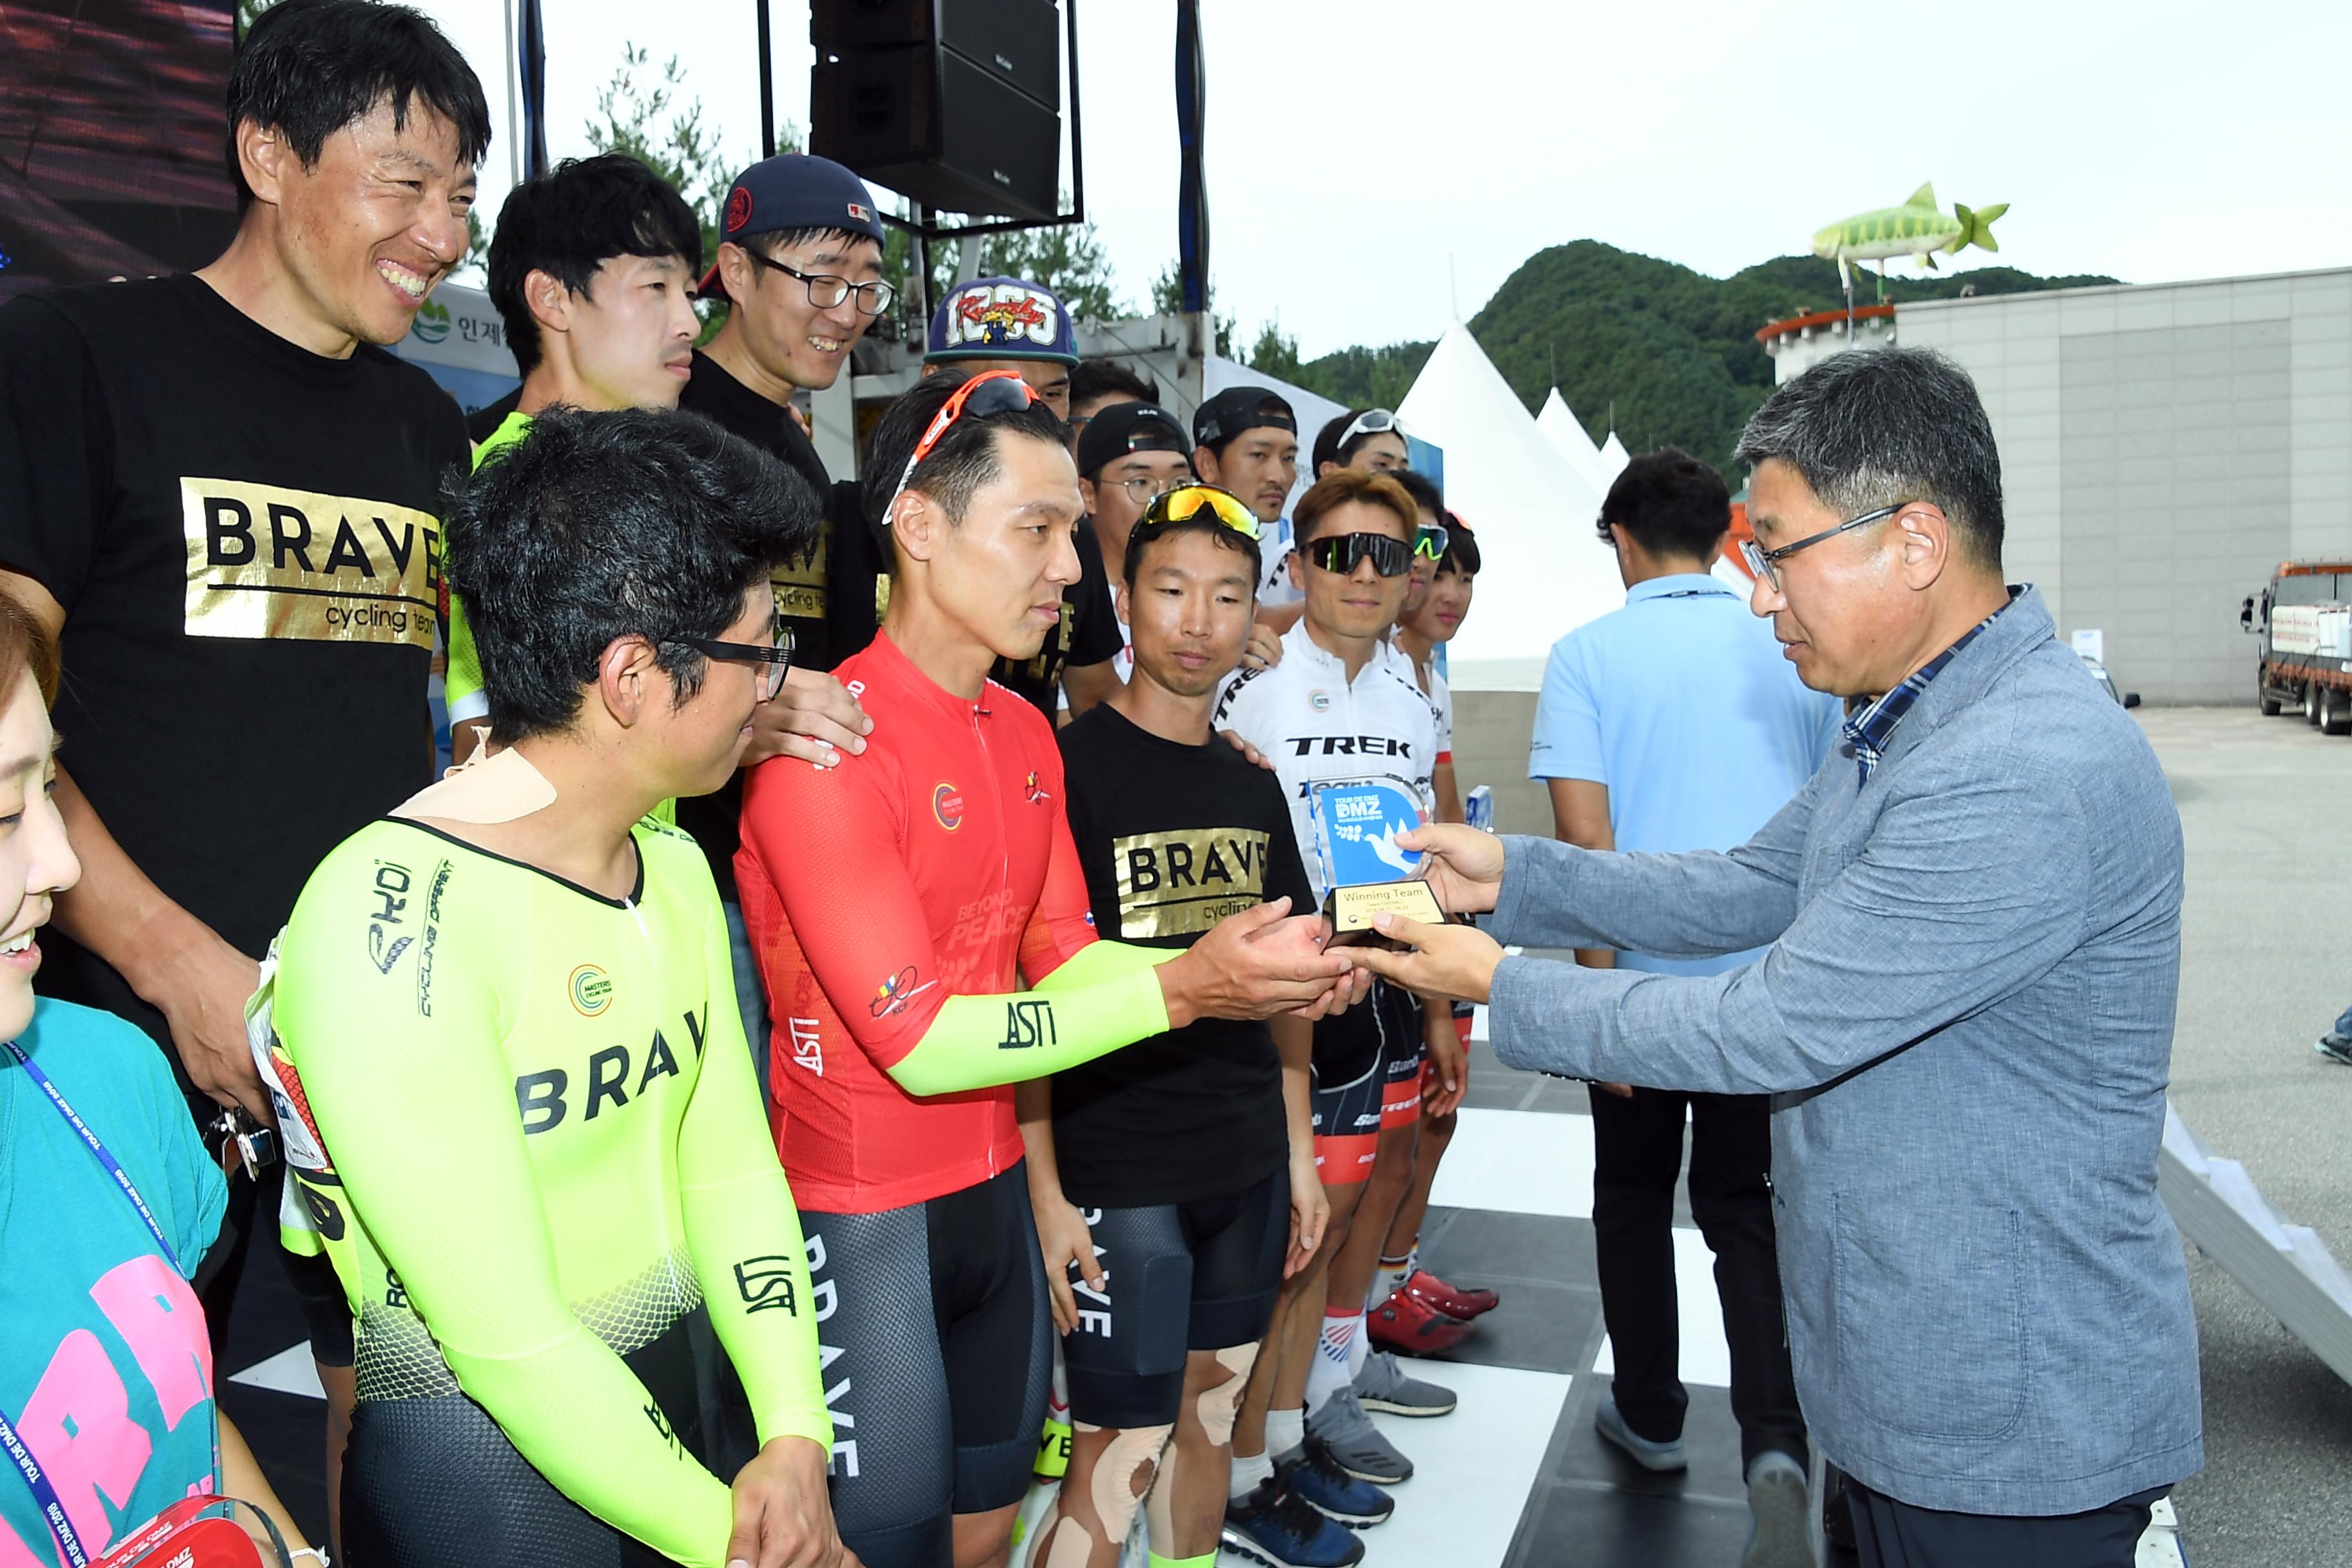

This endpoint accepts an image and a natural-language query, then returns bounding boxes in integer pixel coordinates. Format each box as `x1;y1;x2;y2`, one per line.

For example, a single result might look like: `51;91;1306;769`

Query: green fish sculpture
1813;183;2008;288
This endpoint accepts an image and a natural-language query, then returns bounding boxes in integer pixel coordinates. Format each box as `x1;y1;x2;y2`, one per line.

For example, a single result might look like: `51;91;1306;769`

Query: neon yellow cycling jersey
441;410;528;731
259;810;827;1567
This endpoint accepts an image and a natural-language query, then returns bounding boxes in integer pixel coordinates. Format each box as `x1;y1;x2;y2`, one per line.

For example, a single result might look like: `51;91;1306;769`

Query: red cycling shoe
1402;1268;1498;1320
1367;1289;1475;1355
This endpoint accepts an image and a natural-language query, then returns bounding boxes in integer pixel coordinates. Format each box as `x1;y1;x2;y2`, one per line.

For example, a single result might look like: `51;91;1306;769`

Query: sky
412;0;2352;362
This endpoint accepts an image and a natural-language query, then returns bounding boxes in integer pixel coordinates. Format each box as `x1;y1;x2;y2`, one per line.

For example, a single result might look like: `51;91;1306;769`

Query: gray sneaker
1353;1349;1456;1417
1594;1395;1687;1471
2318;1032;2352;1066
1742;1451;1811;1568
1306;1388;1414;1484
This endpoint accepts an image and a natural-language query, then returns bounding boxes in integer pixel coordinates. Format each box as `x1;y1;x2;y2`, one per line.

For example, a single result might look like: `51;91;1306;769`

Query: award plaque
1309;776;1445;945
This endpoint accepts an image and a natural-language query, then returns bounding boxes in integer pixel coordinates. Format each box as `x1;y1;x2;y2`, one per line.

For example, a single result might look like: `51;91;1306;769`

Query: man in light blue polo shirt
1529;447;1837;1568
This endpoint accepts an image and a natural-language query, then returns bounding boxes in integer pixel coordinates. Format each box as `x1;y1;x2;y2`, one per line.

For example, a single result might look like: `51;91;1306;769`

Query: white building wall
1896;268;2352;705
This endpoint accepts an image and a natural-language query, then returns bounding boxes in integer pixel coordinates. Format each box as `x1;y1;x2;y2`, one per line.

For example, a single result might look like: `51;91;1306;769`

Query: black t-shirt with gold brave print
0;274;467;1057
1051;701;1315;1208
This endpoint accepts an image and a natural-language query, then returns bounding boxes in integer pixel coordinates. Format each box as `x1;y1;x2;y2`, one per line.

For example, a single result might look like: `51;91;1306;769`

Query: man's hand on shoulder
745;667;873;770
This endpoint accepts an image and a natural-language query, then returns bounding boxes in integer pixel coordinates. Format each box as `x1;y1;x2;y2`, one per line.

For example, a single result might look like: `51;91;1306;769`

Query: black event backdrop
0;0;241;307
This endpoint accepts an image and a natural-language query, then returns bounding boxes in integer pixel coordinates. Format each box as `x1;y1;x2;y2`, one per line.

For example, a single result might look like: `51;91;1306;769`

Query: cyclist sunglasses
1413;520;1449;561
1308;531;1413;578
1139;482;1262;540
887;369;1040;520
1338;407;1405;448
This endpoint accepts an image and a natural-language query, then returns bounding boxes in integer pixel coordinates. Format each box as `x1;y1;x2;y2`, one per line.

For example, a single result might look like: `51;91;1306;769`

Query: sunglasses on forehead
886;369;1041;522
1139;482;1261;540
1307;531;1413;578
1338;407;1405;448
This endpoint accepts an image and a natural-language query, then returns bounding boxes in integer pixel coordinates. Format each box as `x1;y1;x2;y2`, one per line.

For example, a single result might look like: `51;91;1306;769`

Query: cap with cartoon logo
925;276;1079;367
701;153;885;302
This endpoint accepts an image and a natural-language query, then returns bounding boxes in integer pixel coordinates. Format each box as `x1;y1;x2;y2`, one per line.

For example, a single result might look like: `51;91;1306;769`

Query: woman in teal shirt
0;594;313;1566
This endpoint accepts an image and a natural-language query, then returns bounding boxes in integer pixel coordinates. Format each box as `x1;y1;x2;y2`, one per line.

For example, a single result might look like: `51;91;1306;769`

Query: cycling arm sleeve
741;735;1177;1098
885;938;1171;1097
678;894;831;1453
274;856;739;1568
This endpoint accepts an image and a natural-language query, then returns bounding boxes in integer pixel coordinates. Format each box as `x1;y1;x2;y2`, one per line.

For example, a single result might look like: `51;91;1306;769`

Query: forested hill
1287;242;2119;472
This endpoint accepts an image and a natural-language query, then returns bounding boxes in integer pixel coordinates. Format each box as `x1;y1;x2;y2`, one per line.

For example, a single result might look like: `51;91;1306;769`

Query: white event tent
1535;388;1611;497
1397;325;1622;690
1596;430;1631;484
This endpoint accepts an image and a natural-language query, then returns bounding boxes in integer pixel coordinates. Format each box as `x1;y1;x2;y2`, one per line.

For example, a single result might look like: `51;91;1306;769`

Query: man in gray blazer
1351;347;2201;1567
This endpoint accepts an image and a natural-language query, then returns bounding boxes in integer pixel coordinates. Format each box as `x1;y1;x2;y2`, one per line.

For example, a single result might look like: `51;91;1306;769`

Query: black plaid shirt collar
1842;599;2014;784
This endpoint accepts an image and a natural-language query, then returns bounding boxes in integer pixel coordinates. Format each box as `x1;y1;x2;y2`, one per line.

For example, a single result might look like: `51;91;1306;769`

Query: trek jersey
262;813;828;1568
676;349;881;901
0;274;464;1069
1214;621;1444;901
736;632;1105;1213
1052;704;1312;1207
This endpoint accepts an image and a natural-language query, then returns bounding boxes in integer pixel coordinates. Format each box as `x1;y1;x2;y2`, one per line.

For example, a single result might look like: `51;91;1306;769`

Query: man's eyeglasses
664;612;796;702
1106;472;1190;507
1413;522;1449;561
1740;502;1904;591
1139;482;1262;540
743;250;897;317
887;369;1039;520
1308;531;1411;578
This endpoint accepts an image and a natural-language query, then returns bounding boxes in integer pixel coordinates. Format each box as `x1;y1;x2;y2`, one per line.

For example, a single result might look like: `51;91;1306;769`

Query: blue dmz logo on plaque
1311;778;1426;888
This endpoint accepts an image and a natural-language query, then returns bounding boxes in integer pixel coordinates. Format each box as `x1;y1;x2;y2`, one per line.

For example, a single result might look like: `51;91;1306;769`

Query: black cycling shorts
342;1305;750;1567
284;1240;356;1369
1378;987;1427;1132
800;1162;1052;1568
1060;1169;1288;1430
1311;981;1416;1182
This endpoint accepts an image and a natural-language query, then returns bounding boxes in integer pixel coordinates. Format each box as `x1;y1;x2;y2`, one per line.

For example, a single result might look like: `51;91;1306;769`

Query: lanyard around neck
2;1038;185;1567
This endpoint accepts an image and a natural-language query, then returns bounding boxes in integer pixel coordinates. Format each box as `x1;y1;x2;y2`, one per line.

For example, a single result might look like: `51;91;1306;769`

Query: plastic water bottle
1465;784;1493;832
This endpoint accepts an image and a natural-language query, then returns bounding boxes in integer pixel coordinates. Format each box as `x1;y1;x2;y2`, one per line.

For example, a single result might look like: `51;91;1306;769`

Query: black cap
701;154;885;301
1193;386;1297;449
1076;402;1191;480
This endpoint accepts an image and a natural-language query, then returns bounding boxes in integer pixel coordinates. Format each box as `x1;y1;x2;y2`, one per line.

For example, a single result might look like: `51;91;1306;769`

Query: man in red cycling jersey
736;369;1364;1568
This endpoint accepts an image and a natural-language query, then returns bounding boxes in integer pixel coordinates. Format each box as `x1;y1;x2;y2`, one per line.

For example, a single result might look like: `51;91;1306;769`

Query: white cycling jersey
1215;620;1442;901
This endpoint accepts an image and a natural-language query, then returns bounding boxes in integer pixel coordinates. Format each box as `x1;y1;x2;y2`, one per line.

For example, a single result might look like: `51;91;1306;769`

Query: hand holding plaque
1309;777;1447;946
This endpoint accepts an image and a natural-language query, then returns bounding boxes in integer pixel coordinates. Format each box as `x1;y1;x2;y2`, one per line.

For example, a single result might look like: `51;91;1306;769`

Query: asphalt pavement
2139;705;2352;1567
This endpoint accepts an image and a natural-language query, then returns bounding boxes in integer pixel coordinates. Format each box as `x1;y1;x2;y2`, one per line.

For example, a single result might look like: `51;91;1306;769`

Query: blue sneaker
1596;1393;1687;1471
1223;1473;1366;1568
1280;1431;1395;1529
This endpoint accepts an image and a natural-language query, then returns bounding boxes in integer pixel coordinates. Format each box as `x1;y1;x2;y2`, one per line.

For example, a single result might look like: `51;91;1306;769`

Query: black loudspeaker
810;0;1064;222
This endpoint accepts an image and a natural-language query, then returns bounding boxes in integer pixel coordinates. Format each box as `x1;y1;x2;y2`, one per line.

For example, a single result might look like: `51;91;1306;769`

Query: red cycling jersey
736;632;1098;1212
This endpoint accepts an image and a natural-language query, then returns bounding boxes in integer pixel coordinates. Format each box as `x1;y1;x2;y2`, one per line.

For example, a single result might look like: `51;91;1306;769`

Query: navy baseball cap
701;153;885;302
1075;402;1191;480
926;276;1079;366
1193;386;1297;449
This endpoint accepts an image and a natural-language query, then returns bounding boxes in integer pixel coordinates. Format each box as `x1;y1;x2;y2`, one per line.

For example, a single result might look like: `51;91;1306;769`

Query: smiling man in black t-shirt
1024;487;1375;1568
0;0;486;1355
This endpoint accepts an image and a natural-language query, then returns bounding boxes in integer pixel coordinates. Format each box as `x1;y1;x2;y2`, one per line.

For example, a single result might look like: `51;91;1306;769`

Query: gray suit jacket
1487;587;2201;1515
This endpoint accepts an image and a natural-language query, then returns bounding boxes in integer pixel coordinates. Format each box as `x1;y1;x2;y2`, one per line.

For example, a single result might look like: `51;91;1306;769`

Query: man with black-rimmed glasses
679;153;892;1088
